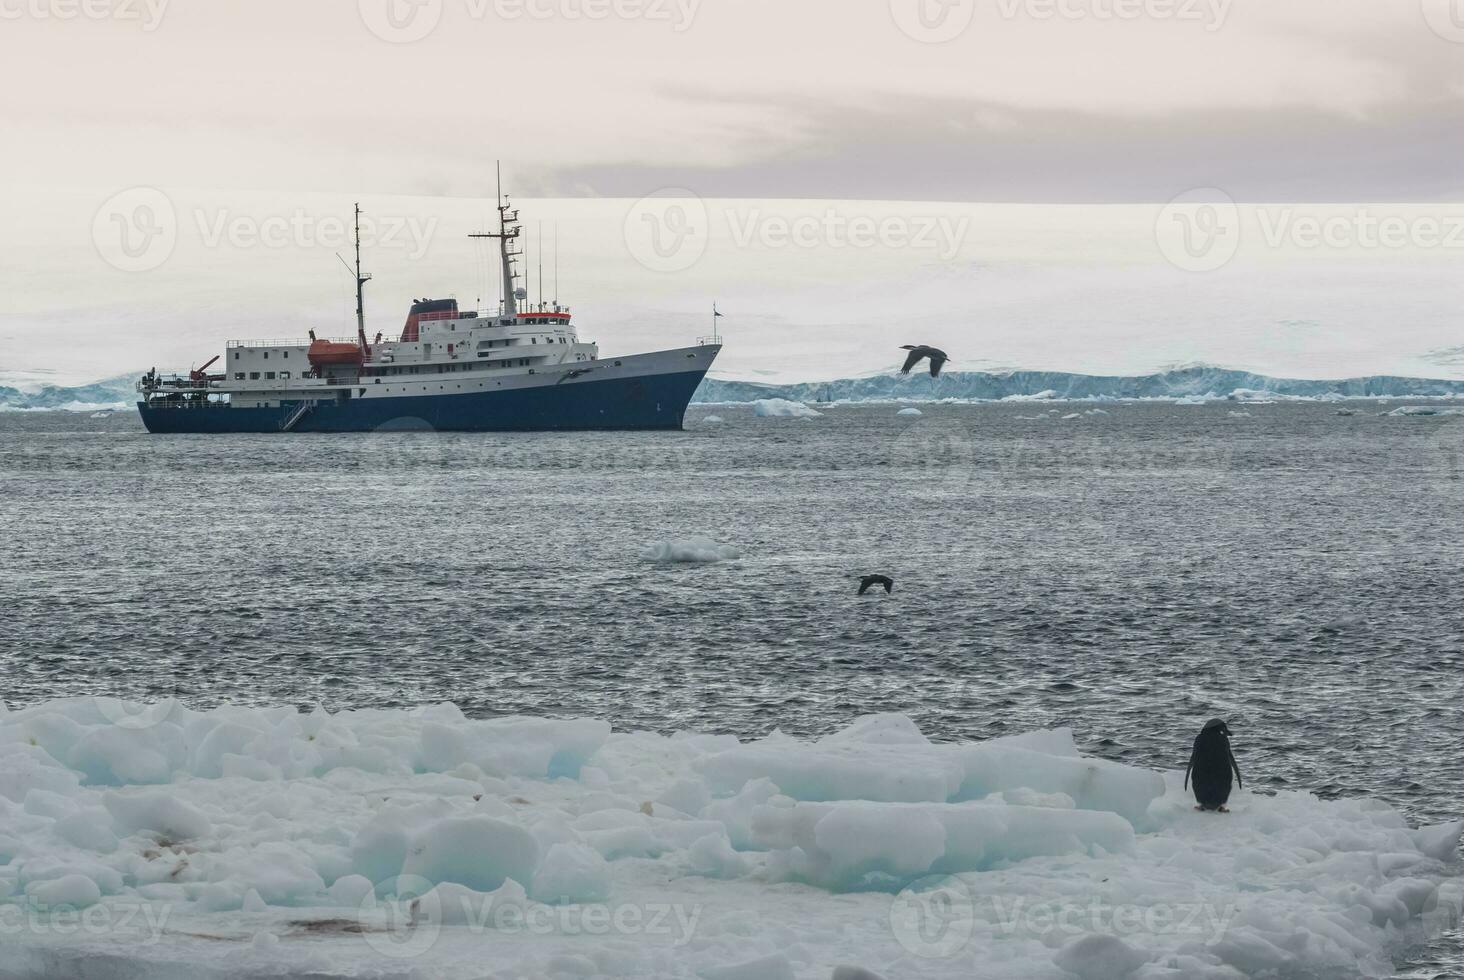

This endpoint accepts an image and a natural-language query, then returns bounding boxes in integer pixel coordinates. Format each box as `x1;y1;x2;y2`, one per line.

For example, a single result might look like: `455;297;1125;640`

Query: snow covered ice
640;537;741;563
753;399;823;419
0;700;1460;980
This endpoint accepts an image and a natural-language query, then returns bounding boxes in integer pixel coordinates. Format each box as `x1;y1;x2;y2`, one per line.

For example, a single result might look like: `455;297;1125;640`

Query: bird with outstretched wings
899;345;949;378
858;575;894;595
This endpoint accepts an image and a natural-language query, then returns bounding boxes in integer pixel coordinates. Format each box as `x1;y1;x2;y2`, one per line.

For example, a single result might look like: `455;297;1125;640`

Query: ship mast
353;203;372;352
469;162;522;318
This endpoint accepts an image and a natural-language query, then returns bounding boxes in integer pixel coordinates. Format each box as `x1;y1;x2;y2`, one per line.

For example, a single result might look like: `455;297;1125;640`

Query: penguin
1185;719;1242;812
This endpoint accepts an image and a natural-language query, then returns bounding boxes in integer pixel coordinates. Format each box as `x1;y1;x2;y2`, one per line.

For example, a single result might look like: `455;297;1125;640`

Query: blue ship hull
139;367;709;434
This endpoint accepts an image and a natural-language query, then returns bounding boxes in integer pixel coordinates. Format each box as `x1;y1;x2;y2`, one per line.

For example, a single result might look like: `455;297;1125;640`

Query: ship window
280;371;291;380
283;351;289;359
250;372;260;380
265;372;276;380
234;372;244;380
263;352;269;359
234;351;240;360
531;338;537;344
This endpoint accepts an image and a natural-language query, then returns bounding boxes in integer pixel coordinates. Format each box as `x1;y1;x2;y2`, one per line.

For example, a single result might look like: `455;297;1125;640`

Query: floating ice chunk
1053;933;1149;979
1228;410;1251;418
687;832;750;878
327;874;374;908
896;408;923;416
952;744;1164;828
1085;408;1109;416
25;874;102;909
642;537;741;563
532;842;611;903
754;801;1136;890
831;968;888;980
419;716;609;779
1062;413;1082;420
701;415;724;424
752;398;822;418
401;815;540;894
103;791;211;841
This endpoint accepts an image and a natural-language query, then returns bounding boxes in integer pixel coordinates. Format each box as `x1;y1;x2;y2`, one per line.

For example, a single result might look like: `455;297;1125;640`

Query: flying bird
858;575;894;595
899;346;949;378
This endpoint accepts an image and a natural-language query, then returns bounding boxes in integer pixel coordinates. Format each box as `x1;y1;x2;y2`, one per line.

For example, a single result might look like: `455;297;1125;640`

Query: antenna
554;221;559;308
468;161;522;318
538;221;544;313
351;203;372;354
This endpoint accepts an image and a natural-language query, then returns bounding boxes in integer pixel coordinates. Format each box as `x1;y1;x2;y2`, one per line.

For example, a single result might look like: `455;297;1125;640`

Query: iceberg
752;398;823;418
0;700;1458;980
641;537;741;563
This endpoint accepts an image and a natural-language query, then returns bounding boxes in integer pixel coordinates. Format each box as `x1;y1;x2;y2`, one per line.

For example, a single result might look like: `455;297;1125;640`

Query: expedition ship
137;191;720;433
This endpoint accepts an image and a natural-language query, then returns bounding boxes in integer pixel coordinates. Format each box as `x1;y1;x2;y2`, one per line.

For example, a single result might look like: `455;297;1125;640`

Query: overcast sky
4;0;1463;202
3;0;1463;387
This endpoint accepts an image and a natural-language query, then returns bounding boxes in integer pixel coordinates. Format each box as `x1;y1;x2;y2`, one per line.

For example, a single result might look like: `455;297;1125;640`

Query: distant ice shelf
9;367;1464;413
0;699;1460;980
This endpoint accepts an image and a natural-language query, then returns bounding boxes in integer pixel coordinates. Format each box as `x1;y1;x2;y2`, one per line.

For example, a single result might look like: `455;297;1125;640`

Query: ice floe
0;701;1458;980
641;537;741;563
752;399;823;419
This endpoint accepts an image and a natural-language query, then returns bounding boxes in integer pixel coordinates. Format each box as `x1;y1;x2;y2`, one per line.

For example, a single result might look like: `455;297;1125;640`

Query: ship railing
697;335;722;346
227;337;358;348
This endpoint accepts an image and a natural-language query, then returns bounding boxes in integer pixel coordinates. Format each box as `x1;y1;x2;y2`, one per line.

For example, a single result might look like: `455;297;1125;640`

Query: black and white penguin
1184;719;1243;812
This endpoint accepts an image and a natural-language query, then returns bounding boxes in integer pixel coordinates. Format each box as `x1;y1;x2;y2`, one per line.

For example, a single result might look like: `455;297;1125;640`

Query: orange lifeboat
308;340;364;369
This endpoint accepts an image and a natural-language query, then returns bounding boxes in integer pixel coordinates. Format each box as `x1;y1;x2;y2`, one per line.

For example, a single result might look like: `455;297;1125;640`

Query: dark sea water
2;402;1462;976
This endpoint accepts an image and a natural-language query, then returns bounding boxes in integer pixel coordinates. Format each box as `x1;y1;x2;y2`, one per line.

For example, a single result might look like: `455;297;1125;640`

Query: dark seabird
858;575;894;595
899;346;949;378
1185;718;1243;812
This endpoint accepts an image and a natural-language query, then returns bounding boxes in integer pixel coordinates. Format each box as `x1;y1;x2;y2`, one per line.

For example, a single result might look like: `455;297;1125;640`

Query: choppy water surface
2;403;1462;974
